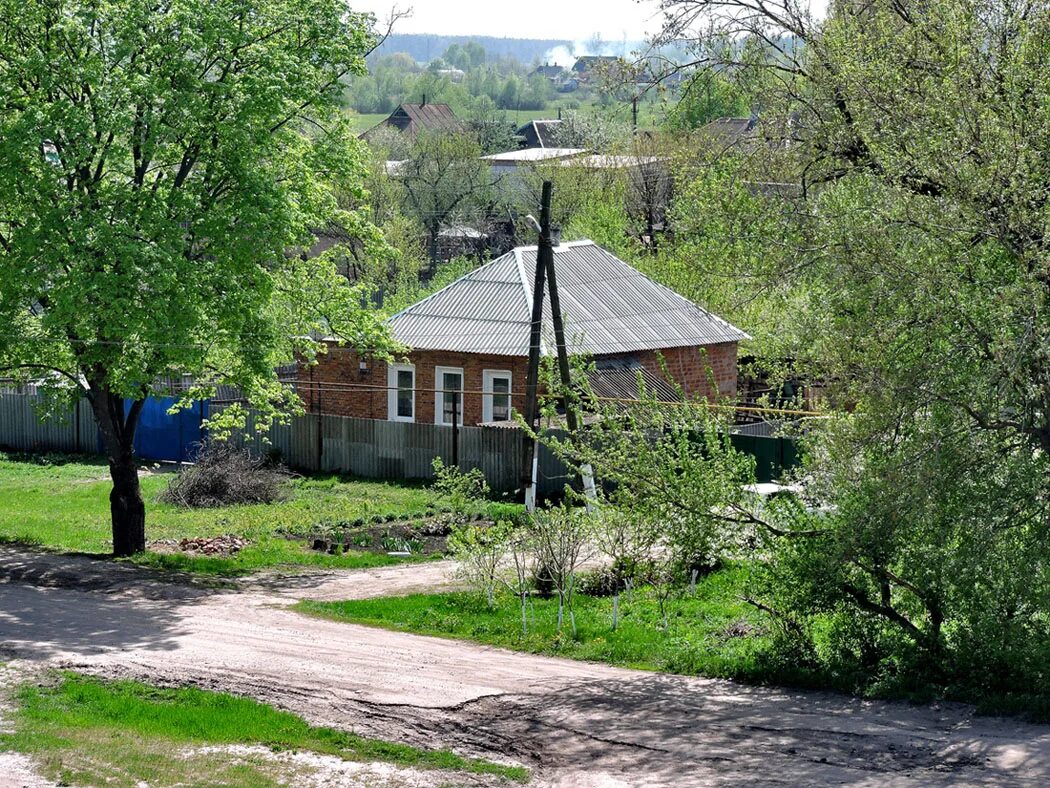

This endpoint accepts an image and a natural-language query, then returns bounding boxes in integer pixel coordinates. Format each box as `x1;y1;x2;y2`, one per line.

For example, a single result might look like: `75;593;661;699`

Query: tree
653;0;1050;692
548;110;631;152
397;132;491;269
0;0;394;555
664;69;749;131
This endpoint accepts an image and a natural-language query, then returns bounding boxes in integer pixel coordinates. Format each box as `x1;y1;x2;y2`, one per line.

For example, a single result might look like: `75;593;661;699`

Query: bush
160;442;289;508
431;457;489;512
447;520;513;607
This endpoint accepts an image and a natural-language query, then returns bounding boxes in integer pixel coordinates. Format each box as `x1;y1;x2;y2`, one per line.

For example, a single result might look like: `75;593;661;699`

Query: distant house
483;146;587;173
360;102;464;141
698;116;760;150
300;241;748;425
571;55;623;82
482;146;588;197
530;63;565;81
515;119;562;149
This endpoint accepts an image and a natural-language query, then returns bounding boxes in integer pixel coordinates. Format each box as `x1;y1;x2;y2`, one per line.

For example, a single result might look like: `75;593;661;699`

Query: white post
581;462;597;512
524;451;539;512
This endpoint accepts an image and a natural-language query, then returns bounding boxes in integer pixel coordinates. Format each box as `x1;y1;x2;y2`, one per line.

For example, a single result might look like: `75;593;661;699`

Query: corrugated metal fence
0;392;96;454
0;391;570;494
230;410;570;494
0;391;798;490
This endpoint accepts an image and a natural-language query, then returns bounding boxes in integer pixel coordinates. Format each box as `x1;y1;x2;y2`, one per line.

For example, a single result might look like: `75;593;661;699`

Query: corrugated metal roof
386;240;749;357
588;357;683;402
482;148;587;164
360;103;464;140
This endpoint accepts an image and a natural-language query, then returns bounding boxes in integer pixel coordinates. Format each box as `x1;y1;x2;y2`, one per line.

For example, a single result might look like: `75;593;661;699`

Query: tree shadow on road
0;545;215;660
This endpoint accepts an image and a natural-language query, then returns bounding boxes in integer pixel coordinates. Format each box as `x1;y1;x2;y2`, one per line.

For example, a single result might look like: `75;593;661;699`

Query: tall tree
657;0;1050;689
0;0;394;555
397;131;491;269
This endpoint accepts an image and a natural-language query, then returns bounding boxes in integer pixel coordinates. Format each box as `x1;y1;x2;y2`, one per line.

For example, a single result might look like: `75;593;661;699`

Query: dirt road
2;546;1049;786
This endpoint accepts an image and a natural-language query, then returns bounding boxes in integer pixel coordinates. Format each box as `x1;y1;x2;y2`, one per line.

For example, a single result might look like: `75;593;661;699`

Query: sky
352;0;666;41
352;0;829;42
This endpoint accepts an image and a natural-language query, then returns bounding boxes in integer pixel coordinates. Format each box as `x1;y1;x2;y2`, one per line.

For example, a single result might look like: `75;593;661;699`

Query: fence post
451;388;459;469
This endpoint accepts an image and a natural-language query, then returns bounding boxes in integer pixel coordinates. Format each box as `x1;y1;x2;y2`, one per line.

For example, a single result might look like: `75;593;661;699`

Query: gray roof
588;357;683;402
516;119;562;148
386;241;749;357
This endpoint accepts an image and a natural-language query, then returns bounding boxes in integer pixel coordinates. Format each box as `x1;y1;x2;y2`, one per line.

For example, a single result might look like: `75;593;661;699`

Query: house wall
300;341;738;424
299;346;529;425
631;343;739;400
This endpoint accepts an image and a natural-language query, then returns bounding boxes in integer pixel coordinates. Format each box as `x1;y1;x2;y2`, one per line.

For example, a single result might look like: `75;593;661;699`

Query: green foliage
651;0;1050;704
396;132;490;264
664;69;750;131
447;519;514;607
548;110;631;151
430;456;490;512
0;454;441;574
0;0;394;416
547;398;757;574
0;673;527;784
297;564;785;681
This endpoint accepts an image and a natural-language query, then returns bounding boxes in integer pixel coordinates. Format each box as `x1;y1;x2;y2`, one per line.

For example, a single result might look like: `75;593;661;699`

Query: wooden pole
544;222;597;506
521;181;553;511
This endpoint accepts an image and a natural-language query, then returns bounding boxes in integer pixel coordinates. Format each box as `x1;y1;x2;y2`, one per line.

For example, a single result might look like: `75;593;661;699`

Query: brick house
300;241;748;426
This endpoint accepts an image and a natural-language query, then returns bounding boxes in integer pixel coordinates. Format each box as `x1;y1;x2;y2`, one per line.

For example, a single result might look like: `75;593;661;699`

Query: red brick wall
299;345;529;425
300;341;738;423
626;343;739;400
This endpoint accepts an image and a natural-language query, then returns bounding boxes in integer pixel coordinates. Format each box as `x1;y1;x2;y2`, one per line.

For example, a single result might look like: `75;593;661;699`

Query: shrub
448;520;513;607
431;457;489;512
160;441;289;508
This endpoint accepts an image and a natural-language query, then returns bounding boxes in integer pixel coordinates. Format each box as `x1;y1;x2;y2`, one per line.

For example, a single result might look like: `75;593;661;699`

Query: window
434;366;464;425
387;364;415;422
483;370;513;423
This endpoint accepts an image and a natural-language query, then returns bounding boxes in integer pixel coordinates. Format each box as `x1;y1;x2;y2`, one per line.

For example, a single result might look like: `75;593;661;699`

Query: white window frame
387;363;415;423
434;365;464;426
482;369;513;423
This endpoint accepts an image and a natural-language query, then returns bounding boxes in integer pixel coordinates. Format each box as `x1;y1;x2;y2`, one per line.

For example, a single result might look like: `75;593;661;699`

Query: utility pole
520;182;552;512
544;218;598;507
632;96;638;131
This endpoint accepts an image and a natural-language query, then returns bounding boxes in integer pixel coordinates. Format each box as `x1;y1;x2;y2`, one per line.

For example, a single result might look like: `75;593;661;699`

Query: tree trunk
90;389;148;556
109;449;146;556
428;226;440;273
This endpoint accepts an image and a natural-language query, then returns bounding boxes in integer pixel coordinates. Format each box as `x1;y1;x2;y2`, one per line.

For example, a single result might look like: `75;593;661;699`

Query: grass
0;452;462;576
345;111;388;133
296;564;796;682
0;672;527;786
343;99;666;137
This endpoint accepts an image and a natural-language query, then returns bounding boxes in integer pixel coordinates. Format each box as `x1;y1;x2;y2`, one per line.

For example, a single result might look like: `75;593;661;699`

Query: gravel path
2;546;1050;786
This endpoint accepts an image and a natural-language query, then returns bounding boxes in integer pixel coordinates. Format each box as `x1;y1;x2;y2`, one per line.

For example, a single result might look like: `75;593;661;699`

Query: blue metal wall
127;398;206;463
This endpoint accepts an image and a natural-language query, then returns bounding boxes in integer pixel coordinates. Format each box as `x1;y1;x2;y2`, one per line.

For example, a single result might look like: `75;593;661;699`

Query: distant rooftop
360;102;464;140
516;119;562;149
482;147;587;165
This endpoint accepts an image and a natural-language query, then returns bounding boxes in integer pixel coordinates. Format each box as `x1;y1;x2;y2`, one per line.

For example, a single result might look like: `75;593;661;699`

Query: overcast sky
352;0;827;42
353;0;669;41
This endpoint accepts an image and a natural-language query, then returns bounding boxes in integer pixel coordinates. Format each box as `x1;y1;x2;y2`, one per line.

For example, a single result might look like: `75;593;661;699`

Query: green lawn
0;453;454;576
345;111;388;133
0;672;527;786
296;564;801;683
